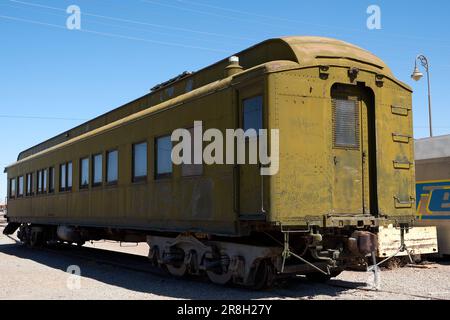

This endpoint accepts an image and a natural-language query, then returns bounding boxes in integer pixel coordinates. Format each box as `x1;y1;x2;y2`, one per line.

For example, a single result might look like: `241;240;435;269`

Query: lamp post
411;54;433;137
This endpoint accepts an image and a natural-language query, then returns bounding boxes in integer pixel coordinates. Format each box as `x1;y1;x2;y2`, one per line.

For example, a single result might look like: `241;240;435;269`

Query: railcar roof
415;134;450;160
281;36;392;75
12;36;400;165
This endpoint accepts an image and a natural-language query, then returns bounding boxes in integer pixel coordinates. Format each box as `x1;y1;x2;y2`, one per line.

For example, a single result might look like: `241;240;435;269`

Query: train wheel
149;246;160;267
29;233;40;247
29;227;45;248
18;224;31;246
165;247;187;277
186;250;199;275
206;253;233;285
166;263;187;277
166;264;187;277
206;268;233;285
251;260;274;290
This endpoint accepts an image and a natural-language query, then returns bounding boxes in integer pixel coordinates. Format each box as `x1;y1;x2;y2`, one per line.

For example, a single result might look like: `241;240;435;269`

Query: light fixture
411;65;423;81
411;54;433;137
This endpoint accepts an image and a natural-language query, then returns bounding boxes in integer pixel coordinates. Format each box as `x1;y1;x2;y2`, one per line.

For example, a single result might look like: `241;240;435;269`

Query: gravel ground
1;219;449;300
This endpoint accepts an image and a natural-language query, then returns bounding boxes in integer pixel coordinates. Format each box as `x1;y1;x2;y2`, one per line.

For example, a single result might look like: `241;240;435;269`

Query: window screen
332;98;360;149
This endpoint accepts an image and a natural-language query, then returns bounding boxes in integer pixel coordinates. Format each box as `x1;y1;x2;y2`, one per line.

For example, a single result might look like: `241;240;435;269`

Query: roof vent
150;71;193;92
225;56;243;77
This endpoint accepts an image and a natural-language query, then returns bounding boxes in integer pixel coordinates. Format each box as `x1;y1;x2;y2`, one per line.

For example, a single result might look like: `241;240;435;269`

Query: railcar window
80;158;89;189
18;176;24;197
92;154;103;186
26;173;32;196
43;169;48;193
133;142;147;182
37;170;43;194
332;98;360;149
243;95;263;135
156;135;173;178
49;167;55;193
9;178;16;199
182;127;203;177
60;164;67;191
67;162;73;190
106;150;118;183
59;162;72;192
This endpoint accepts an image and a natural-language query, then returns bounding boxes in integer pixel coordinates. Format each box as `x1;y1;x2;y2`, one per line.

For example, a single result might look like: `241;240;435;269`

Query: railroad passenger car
3;36;436;288
415;135;450;256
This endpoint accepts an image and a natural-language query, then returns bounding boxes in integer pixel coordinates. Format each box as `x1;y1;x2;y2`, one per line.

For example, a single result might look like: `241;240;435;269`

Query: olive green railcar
4;37;424;287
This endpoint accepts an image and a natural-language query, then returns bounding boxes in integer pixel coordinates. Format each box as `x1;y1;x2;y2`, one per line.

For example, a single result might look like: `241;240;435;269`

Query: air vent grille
332;98;360;149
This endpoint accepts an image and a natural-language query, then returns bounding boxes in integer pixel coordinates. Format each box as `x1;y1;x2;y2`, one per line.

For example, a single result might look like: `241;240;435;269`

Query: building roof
415;134;450;160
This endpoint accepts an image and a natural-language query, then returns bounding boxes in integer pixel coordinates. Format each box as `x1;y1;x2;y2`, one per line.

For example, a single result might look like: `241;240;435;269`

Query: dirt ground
0;219;449;300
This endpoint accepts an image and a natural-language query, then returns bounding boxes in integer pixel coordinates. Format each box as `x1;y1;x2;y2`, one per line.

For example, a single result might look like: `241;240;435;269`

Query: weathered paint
5;36;415;236
268;64;415;225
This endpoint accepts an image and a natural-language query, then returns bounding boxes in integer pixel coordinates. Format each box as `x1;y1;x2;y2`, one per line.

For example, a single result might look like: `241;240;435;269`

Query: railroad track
20;242;449;300
0;228;444;300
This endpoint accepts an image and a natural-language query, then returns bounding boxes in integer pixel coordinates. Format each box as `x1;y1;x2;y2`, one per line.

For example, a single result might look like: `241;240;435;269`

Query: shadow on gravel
426;256;450;265
0;242;362;300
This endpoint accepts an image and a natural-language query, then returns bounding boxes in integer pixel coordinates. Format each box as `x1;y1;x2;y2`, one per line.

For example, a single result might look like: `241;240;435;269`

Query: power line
168;0;450;47
87;19;245;46
9;0;450;56
140;0;280;29
0;2;244;46
141;0;390;44
0;14;230;53
172;0;348;30
9;0;254;41
0;115;88;121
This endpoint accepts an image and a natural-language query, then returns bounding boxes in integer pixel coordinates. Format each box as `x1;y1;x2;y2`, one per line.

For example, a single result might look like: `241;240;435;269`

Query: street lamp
411;55;433;137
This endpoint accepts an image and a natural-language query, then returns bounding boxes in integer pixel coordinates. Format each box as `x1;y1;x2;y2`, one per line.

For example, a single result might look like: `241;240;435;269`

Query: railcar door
238;92;264;217
331;84;375;215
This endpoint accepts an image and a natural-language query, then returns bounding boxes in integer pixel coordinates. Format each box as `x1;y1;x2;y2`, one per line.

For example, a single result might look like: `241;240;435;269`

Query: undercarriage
6;221;423;289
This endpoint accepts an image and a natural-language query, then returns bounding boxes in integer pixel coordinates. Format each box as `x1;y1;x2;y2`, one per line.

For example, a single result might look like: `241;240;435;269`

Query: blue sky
1;0;449;202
